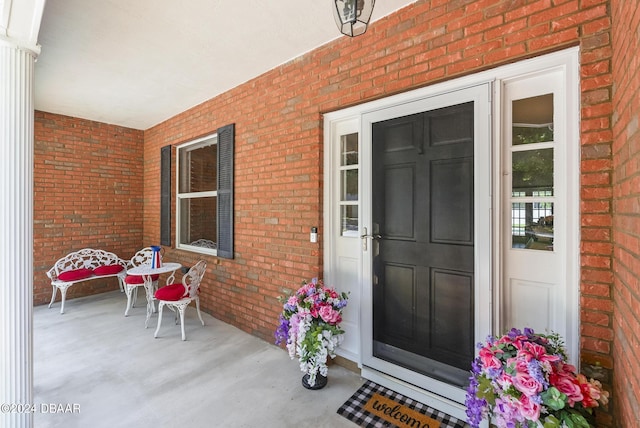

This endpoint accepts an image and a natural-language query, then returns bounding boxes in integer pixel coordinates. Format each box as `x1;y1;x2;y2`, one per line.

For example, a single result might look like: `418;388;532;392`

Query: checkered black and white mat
337;381;468;428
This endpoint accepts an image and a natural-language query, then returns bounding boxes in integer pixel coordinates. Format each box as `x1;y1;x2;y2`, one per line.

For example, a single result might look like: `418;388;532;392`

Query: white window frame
176;133;218;256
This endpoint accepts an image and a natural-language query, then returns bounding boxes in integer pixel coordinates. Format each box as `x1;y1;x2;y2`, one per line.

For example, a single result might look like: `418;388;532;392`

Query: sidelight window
339;132;359;237
510;94;555;251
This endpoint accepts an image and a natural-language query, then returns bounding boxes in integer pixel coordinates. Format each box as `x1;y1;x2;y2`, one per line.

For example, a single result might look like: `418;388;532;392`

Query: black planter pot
302;373;328;390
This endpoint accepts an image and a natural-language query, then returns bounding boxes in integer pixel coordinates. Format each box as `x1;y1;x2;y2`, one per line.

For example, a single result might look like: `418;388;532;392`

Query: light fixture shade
333;0;375;37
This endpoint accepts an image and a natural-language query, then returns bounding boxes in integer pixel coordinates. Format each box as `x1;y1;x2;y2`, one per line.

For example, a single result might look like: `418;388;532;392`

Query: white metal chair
123;247;159;316
154;260;206;340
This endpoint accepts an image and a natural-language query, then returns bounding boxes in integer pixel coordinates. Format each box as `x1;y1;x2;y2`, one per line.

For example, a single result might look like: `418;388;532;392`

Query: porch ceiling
35;0;417;130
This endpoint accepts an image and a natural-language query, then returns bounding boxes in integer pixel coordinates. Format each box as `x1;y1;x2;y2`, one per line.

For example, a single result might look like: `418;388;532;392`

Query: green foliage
542;414;561;428
513;126;553;145
476;376;496;405
541;387;566;411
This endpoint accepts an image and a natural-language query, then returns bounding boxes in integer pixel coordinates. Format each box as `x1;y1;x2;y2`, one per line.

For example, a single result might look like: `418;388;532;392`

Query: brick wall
34;0;619;422
611;0;640;426
144;0;613;381
34;111;144;305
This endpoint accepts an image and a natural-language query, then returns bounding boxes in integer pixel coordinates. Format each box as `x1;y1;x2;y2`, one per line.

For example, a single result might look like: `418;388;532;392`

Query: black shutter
160;145;172;246
216;124;234;259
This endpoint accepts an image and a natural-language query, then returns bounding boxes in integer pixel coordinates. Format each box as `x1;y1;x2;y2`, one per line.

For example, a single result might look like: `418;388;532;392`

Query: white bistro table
126;262;182;328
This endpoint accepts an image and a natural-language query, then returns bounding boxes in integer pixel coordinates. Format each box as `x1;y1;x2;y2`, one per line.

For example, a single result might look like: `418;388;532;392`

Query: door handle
360;227;382;251
361;234;382;239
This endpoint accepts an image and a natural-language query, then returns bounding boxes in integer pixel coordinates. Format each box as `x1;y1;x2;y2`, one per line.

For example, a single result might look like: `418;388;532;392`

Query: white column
0;39;37;428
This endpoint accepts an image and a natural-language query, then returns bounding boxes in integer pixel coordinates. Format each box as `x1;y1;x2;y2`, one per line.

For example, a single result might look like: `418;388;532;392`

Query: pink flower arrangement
466;328;609;428
275;278;348;387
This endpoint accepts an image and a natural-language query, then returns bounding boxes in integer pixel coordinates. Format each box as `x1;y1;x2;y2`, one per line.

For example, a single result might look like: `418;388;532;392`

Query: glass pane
341;205;358;237
429;101;473;146
512;94;554;145
512;148;554;195
511;202;554;251
179;197;217;246
340;133;358;166
179;143;217;193
341;169;358;201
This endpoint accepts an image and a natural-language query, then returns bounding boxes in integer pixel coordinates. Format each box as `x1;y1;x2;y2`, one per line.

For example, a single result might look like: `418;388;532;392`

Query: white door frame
323;47;580;420
359;83;492;416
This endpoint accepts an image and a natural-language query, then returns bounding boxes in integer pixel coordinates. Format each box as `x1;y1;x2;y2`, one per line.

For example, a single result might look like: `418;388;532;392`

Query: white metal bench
46;248;127;314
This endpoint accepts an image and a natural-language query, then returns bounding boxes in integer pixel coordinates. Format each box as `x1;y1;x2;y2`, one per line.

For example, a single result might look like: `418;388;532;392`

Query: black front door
371;102;475;387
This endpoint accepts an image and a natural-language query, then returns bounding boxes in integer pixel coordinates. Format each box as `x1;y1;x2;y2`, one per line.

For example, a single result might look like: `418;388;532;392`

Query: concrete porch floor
34;290;363;427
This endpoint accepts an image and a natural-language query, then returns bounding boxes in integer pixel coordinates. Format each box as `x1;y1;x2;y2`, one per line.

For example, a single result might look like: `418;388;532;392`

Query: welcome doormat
337;381;468;428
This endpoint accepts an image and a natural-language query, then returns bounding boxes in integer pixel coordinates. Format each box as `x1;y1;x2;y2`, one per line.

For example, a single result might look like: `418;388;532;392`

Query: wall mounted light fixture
333;0;375;37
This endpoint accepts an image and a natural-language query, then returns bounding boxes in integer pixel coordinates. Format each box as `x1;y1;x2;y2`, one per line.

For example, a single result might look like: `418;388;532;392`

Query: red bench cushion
155;283;186;301
58;268;94;282
124;274;159;285
93;264;124;276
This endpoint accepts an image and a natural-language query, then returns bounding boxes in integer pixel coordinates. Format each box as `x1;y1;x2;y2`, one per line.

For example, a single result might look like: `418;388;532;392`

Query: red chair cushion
124;274;159;285
58;268;94;282
155;283;186;301
93;264;124;276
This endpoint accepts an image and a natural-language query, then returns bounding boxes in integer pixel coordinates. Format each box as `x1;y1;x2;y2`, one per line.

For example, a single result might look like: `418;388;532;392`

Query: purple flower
527;359;548;389
470;357;482;374
507;328;522;339
274;314;289;345
465;375;487;428
335;299;348;309
487;367;502;379
478;335;494;349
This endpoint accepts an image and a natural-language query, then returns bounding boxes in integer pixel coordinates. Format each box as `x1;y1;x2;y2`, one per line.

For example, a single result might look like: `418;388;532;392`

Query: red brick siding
144;0;613;366
33;0;619;422
34;111;144;305
611;0;640;426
